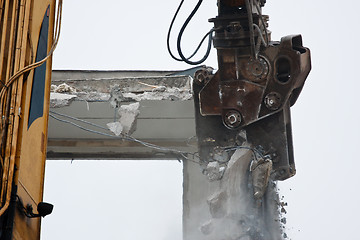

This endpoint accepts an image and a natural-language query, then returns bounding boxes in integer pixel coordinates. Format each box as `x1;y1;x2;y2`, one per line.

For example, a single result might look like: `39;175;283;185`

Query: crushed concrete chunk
50;92;77;108
106;122;123;136
151;85;166;92
212;147;229;163
200;220;214;235
109;85;125;108
118;102;140;135
51;83;77;93
76;92;110;102
204;161;225;181
200;147;283;239
119;102;140;113
122;87;192;101
107;102;140;136
250;157;273;199
207;191;227;218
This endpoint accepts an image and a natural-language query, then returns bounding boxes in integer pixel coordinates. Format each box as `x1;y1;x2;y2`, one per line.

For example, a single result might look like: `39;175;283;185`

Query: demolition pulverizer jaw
193;0;311;181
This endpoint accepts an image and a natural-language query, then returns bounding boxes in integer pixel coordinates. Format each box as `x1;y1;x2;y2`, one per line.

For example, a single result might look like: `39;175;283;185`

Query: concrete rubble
198;147;284;240
51;83;77;93
107;102;140;135
200;148;256;239
50;76;193;109
205;161;226;182
50;92;77;108
250;156;273;200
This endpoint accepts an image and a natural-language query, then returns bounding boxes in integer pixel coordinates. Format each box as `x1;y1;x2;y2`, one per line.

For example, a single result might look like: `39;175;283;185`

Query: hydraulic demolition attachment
191;0;311;196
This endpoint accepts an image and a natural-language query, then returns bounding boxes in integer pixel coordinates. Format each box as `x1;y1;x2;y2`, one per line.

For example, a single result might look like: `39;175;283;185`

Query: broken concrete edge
46;149;186;160
51;69;181;81
50;75;194;108
49;72;196;157
51;66;208;80
52;75;192;90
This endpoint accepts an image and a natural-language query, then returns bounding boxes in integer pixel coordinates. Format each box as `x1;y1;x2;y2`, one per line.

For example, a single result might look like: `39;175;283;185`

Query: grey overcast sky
42;0;360;239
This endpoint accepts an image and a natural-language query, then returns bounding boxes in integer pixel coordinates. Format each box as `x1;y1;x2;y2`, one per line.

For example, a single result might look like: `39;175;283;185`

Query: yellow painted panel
11;0;56;239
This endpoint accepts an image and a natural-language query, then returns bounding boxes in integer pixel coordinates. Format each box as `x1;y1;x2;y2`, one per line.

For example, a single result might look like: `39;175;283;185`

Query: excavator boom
0;0;58;239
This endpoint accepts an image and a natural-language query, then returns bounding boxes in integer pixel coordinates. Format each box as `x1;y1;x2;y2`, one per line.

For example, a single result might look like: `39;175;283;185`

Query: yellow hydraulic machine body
0;0;58;239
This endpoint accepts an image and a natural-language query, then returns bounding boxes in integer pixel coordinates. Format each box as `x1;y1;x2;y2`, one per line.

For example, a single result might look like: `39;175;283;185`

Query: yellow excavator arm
0;0;59;239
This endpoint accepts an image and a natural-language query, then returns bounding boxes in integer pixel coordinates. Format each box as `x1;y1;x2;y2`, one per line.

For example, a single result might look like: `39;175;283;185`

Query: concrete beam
48;70;197;160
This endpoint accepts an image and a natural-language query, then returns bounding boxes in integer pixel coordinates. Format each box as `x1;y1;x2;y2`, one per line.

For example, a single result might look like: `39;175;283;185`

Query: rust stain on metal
41;132;45;154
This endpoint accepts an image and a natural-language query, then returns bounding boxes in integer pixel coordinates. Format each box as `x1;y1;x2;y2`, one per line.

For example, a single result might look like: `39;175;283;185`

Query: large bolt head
223;110;242;129
264;92;282;110
245;57;269;82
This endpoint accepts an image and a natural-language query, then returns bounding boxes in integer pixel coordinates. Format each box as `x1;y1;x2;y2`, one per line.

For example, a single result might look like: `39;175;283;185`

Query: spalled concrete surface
50;72;193;107
50;92;77;108
48;70;196;159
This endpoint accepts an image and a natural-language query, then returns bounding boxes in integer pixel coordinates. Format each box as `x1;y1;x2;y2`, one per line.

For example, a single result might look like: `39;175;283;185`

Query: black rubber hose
175;0;213;65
